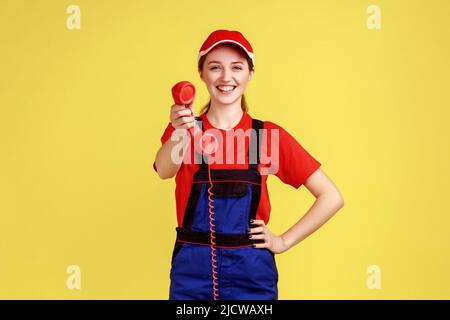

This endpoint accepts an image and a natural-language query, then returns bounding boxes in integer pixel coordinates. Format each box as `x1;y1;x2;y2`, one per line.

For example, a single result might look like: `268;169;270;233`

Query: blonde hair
197;44;254;115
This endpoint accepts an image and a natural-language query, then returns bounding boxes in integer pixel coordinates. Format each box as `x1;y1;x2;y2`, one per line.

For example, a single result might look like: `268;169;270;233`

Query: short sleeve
153;122;175;173
160;122;175;145
263;121;321;189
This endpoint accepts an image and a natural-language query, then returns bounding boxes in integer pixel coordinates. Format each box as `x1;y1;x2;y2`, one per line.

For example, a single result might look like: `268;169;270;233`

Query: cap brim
198;39;254;65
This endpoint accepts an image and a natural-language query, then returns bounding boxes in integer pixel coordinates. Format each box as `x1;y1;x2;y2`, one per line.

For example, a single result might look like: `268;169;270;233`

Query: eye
210;66;220;70
233;66;243;70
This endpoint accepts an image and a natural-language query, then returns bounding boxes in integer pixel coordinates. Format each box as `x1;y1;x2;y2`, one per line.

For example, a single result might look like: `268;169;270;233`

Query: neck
206;98;244;130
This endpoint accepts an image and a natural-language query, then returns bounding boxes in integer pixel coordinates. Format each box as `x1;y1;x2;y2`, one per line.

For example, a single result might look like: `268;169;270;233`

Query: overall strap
193;117;208;169
248;118;264;170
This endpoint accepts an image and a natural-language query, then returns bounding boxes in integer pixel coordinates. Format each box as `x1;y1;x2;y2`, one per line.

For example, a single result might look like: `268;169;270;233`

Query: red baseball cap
198;29;255;67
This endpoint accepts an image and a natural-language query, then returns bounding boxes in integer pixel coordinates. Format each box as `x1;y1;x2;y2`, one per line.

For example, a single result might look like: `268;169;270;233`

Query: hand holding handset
171;80;220;300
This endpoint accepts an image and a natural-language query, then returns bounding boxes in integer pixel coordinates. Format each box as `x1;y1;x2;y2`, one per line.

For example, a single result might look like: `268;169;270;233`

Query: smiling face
199;44;254;107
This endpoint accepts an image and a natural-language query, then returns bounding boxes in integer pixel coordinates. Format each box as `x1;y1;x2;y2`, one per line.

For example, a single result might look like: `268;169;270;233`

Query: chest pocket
211;182;248;198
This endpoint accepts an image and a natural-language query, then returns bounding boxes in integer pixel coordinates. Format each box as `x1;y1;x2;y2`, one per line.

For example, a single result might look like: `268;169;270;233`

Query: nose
220;67;232;82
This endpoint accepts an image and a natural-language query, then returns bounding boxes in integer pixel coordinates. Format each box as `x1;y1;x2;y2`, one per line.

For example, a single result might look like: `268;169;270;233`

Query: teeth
217;86;236;92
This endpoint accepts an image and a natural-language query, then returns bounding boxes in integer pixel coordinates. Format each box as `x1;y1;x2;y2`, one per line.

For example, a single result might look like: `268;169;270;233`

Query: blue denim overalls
169;118;278;300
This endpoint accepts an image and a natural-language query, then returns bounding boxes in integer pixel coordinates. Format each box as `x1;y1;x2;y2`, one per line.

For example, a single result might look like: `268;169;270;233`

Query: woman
154;29;344;300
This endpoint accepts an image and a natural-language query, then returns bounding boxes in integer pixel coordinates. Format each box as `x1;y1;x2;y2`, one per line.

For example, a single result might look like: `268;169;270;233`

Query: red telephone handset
171;81;220;300
171;81;218;155
171;81;197;136
171;80;195;105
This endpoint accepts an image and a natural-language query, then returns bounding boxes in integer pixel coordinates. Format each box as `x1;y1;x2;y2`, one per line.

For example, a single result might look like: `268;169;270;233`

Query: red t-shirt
153;111;321;227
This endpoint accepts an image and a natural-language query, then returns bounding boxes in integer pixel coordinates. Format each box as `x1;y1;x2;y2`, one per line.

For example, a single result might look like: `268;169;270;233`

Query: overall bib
169;118;279;300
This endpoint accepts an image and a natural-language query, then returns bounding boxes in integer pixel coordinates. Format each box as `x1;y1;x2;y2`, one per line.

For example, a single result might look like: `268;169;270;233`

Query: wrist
280;234;291;252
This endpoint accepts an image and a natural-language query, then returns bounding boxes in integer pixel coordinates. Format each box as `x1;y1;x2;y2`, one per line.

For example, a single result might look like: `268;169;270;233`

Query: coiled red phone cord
207;162;219;300
190;109;218;300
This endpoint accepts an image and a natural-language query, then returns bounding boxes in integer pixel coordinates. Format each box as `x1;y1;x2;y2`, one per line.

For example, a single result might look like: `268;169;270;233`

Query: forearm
155;130;190;179
280;191;344;251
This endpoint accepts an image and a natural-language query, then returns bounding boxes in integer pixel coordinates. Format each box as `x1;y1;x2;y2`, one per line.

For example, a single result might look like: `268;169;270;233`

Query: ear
198;69;204;82
248;69;254;81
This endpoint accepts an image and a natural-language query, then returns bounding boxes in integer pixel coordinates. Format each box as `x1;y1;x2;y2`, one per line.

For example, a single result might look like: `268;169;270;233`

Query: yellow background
1;0;449;299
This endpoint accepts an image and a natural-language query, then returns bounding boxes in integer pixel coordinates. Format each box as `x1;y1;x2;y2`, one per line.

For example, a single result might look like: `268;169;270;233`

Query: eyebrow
207;60;244;65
